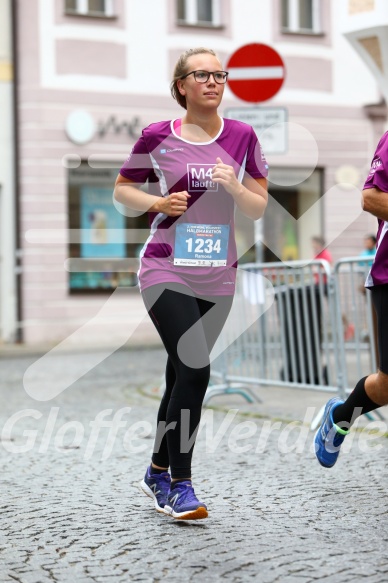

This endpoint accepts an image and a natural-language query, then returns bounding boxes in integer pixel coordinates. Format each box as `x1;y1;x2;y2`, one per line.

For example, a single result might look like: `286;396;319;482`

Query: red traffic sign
226;43;286;103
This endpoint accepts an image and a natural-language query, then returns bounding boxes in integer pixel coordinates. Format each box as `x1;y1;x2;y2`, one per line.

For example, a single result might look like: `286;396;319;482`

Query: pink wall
56;38;127;77
284;56;332;92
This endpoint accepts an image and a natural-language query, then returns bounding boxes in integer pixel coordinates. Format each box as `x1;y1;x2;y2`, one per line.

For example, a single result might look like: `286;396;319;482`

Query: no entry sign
226;43;286;103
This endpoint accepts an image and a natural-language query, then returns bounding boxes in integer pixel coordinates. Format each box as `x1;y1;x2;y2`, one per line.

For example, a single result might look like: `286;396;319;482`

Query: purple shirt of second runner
120;118;268;296
363;131;388;287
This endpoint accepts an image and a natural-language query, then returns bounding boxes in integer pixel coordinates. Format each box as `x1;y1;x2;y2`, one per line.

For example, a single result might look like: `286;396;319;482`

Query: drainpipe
11;0;23;343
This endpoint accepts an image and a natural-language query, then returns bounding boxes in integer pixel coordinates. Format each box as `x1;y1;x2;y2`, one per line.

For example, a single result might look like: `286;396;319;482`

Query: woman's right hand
152;191;191;216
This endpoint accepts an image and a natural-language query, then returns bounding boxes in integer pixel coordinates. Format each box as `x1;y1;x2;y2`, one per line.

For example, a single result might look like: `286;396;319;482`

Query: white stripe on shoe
140;480;168;514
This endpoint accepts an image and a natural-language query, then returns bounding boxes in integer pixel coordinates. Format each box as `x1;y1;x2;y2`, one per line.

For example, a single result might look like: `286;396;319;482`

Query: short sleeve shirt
120;118;268;295
363;132;388;287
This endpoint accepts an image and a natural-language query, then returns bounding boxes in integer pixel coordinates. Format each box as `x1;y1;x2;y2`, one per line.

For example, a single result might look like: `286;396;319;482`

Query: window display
68;163;148;292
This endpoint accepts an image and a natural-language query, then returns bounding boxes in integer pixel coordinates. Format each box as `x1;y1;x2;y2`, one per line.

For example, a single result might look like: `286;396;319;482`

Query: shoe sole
164;505;208;520
140;480;168;514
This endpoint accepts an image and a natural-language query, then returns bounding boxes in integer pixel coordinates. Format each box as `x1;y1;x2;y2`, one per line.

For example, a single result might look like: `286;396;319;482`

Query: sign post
225;42;287;152
225;43;287;263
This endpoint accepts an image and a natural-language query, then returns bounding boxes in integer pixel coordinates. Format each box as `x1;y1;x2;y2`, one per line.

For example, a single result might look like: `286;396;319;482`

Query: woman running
114;47;268;520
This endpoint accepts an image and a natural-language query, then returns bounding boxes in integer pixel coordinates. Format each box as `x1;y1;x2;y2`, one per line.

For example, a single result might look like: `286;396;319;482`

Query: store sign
65;110;141;144
224;106;288;154
98;116;141;139
66;110;96;145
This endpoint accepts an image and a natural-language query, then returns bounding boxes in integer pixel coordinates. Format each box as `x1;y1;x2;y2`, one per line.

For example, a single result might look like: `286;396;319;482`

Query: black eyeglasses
180;70;229;84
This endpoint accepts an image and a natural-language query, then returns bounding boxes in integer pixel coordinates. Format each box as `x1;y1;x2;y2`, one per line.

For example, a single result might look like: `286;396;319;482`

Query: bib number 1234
174;223;230;267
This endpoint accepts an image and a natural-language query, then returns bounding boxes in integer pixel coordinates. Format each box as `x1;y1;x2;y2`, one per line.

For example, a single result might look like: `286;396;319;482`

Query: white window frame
65;0;114;17
177;0;221;27
282;0;321;34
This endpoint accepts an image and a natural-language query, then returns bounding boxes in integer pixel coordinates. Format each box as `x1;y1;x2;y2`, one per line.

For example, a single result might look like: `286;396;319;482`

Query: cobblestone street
1;346;388;582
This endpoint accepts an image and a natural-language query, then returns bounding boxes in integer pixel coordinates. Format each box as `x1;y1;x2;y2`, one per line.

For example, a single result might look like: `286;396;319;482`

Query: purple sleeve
244;128;269;179
363;132;388;192
119;133;154;184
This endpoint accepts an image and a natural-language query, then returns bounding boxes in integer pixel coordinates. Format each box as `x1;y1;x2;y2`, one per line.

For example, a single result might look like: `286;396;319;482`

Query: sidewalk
1;346;387;582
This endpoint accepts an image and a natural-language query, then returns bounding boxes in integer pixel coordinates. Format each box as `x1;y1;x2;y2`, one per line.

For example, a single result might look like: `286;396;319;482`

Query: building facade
12;0;384;345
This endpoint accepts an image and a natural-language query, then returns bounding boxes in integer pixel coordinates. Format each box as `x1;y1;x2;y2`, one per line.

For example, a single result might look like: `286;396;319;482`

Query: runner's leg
142;283;232;478
315;284;388;468
333;284;388;428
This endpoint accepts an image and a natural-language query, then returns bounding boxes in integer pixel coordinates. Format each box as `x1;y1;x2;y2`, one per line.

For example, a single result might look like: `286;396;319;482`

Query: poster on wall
80;187;126;258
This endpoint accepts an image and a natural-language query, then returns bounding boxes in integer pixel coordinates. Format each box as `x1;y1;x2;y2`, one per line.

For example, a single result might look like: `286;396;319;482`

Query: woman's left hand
211;157;242;197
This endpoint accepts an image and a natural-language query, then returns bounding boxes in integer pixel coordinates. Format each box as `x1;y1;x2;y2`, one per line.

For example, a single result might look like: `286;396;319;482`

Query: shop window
177;0;221;26
281;0;321;34
263;168;323;263
68;163;148;293
65;0;114;17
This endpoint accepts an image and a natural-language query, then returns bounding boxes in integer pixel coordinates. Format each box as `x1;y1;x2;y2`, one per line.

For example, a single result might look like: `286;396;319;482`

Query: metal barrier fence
206;258;381;415
333;257;378;395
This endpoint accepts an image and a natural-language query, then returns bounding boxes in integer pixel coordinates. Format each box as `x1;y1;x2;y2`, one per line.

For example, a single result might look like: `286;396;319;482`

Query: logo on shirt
370;157;382;174
160;148;184;154
187;164;218;192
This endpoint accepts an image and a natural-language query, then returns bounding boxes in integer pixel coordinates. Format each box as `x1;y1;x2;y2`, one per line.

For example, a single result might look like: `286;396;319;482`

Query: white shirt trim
170;117;224;146
365;220;388;287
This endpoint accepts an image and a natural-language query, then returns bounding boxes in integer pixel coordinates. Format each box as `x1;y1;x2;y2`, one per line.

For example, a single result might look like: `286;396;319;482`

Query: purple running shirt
120;118;268;295
363;131;388;287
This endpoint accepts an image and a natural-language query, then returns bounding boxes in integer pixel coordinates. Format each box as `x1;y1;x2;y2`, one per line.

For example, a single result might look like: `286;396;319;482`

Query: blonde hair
170;48;220;110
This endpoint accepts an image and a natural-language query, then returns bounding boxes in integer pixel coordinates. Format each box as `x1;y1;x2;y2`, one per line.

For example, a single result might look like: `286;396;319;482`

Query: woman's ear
177;79;186;96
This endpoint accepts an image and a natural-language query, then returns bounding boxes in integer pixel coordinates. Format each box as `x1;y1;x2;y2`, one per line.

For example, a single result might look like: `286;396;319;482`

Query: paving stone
1;347;387;582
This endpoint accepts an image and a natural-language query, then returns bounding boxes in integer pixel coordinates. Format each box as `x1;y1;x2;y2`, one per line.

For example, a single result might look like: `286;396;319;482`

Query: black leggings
142;283;233;479
371;284;388;374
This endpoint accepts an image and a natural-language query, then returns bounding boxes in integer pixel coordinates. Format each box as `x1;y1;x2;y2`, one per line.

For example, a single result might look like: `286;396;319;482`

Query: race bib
174;223;230;267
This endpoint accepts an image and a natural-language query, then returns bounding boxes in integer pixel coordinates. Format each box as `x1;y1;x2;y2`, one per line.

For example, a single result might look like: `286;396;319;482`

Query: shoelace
153;472;171;494
169;482;197;504
156;472;170;481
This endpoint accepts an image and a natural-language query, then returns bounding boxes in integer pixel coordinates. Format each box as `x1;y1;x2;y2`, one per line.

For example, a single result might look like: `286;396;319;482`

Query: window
263;168;323;262
65;0;114;17
68;163;148;293
177;0;221;27
281;0;321;34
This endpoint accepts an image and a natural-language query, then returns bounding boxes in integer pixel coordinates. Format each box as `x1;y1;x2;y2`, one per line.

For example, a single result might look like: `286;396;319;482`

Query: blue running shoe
140;466;171;513
314;397;350;468
164;481;208;520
